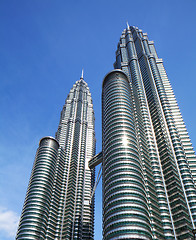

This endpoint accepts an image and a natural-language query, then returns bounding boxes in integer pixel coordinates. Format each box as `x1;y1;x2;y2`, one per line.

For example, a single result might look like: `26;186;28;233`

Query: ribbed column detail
102;70;152;240
16;137;59;240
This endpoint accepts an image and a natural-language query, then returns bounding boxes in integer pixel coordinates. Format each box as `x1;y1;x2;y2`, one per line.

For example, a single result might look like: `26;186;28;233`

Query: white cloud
0;207;19;237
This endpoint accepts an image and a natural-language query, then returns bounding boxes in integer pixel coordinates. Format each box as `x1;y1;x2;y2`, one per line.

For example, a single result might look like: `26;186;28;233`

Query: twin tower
17;26;196;239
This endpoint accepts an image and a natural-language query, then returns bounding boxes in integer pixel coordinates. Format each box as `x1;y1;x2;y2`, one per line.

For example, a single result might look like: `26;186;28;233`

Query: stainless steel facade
102;70;153;239
16;25;196;240
56;77;96;240
16;136;60;239
16;76;95;239
101;25;196;239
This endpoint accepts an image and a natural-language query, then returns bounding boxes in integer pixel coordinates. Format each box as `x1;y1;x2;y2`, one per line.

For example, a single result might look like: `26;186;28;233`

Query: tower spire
81;69;84;79
126;21;130;30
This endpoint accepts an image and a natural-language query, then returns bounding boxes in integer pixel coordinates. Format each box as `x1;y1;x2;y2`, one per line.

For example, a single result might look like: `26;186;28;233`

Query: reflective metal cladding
101;25;196;240
16;25;196;240
102;70;152;239
16;76;96;240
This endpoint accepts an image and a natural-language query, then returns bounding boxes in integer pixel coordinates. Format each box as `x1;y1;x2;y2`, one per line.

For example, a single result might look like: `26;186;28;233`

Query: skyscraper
16;24;196;240
16;73;96;240
89;25;196;240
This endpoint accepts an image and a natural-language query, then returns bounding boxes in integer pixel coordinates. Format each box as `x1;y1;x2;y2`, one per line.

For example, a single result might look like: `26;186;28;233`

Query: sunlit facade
16;25;196;240
16;75;95;240
100;25;196;240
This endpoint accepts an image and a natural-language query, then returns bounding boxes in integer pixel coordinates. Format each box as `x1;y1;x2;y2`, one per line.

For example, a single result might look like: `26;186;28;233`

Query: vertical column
16;137;59;240
102;70;152;240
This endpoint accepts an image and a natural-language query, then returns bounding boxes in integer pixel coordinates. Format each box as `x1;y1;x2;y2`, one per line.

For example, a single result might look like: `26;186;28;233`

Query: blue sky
0;0;196;239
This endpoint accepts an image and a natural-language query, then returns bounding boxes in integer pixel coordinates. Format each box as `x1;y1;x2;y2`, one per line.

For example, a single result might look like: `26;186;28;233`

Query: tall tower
56;73;96;239
101;25;196;240
16;73;96;240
